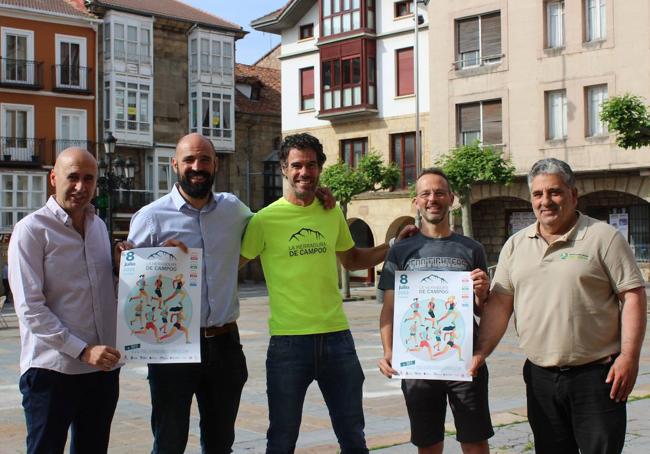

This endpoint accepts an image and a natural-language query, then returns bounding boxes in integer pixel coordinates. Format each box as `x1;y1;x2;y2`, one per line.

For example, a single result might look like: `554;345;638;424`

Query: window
55;35;87;90
300;24;314;40
586;85;608;137
108;79;151;134
391;132;416;189
189;33;233;81
0;173;46;231
341;138;367;167
1;103;35;161
1;27;35;84
396;47;414;96
457;100;502;146
300;67;315;111
264;159;283;206
546;89;567;140
585;0;606;42
546;1;564;48
190;90;233;140
323;57;362;108
55;108;87;156
147;149;175;199
104;18;152;66
322;0;365;37
456;12;501;69
395;1;413;18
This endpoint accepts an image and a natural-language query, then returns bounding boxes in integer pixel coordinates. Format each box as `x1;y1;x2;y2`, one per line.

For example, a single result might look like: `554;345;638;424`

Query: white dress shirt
9;197;117;375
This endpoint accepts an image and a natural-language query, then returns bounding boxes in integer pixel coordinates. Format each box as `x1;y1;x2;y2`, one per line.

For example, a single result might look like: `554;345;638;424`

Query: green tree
321;153;399;297
600;94;650;149
436;142;515;238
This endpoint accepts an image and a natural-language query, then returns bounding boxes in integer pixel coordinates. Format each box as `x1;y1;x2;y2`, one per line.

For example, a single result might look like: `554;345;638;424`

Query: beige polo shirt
492;213;644;367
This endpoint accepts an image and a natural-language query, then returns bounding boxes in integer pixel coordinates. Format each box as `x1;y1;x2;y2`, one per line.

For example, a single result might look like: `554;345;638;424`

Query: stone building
86;0;245;234
429;0;650;277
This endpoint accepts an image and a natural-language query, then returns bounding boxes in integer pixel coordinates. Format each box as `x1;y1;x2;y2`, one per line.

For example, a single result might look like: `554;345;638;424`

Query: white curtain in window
588;85;608;136
548;90;567;139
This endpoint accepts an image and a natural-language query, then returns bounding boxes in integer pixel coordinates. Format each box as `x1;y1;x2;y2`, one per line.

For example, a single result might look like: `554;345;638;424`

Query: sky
183;0;288;65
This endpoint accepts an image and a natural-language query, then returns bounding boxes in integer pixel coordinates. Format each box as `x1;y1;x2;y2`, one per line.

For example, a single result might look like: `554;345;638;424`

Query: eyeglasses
416;190;450;199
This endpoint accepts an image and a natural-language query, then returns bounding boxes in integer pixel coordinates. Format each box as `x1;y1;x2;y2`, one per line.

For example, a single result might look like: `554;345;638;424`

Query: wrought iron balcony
0;137;44;164
52;65;93;94
53;140;97;157
0;58;43;89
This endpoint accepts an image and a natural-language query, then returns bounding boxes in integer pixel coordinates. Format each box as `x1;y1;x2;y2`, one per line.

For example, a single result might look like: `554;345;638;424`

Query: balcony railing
0;58;43;89
52;65;93;94
53;140;96;157
0;137;44;164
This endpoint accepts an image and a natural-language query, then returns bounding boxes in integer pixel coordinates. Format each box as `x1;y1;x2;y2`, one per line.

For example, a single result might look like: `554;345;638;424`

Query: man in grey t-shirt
378;168;492;453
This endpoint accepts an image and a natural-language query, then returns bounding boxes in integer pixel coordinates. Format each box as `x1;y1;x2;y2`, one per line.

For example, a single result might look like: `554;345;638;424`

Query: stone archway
349;218;375;283
385;216;415;243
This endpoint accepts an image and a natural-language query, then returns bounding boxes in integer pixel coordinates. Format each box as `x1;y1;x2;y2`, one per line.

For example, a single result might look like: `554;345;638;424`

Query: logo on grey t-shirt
406;256;469;271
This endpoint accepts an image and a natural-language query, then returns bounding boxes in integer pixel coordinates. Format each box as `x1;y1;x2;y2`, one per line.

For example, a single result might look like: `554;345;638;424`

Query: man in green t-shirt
240;133;410;454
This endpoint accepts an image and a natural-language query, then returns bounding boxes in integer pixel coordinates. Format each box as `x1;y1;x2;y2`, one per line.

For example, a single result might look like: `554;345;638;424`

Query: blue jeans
148;329;247;454
20;367;120;454
266;329;368;454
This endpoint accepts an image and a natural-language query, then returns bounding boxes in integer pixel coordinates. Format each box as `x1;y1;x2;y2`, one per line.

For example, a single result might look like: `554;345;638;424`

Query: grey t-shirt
379;232;488;341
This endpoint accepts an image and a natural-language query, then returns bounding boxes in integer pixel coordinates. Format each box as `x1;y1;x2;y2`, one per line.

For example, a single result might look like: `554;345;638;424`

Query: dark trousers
148;328;247;454
19;367;120;454
524;359;626;454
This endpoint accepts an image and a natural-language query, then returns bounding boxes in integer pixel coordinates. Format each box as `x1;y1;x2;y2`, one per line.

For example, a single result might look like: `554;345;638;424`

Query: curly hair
278;133;327;168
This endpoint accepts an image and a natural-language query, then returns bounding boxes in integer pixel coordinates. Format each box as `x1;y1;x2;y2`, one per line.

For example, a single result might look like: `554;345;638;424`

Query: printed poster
117;247;202;363
393;271;473;381
609;213;629;242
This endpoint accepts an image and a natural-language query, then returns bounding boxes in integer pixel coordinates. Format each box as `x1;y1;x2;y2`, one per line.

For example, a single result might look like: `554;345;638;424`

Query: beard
178;170;215;199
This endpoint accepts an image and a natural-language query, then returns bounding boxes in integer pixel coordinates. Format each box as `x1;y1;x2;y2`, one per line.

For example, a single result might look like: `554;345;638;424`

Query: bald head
50;147;98;217
176;133;215;157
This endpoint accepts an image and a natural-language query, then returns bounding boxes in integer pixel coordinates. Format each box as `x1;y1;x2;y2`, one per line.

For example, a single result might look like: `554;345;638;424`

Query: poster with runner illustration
392;271;473;381
116;247;202;363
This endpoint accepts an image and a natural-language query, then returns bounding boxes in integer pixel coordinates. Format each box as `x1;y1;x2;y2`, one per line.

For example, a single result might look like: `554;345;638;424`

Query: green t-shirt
240;197;355;335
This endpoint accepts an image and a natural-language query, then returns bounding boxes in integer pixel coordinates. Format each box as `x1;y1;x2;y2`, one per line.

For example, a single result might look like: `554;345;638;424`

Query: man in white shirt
9;148;121;454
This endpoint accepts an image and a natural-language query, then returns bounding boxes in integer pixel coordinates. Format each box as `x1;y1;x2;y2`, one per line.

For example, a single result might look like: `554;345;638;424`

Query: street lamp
97;131;134;242
414;0;430;178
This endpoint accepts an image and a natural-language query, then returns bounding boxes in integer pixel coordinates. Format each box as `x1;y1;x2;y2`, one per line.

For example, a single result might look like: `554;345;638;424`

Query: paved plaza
1;284;649;453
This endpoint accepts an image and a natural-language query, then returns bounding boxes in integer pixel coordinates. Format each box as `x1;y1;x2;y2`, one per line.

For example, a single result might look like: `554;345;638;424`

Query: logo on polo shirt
559;252;589;261
288;227;327;257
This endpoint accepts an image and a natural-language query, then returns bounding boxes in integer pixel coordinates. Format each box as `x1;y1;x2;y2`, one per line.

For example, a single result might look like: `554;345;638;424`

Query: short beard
178;170;215;199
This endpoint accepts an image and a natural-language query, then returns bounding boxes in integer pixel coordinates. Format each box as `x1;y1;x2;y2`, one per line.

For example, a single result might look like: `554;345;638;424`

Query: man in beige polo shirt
469;158;646;454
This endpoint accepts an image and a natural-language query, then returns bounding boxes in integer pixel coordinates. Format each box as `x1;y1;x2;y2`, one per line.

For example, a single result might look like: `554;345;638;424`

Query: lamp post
414;0;430;177
98;131;134;241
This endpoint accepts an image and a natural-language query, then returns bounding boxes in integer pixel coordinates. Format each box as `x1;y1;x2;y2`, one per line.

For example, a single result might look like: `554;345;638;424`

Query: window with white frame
190;90;233;140
546;2;564;49
586;84;608;137
107;79;151;133
456;12;501;69
188;32;233;82
1;103;35;160
457;100;502;146
585;0;606;42
1;27;35;84
146;149;175;199
104;17;152;65
547;89;567;140
0;172;46;231
55;108;87;156
55;34;87;89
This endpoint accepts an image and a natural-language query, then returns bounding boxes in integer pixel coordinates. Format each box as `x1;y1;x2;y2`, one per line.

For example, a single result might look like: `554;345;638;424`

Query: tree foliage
436;142;515;203
436;142;515;238
321;153;400;206
600;94;650;150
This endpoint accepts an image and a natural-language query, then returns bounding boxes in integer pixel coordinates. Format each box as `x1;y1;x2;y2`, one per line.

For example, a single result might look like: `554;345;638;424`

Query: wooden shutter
459;103;480;133
397;47;414;96
482;100;502;145
481;13;501;59
457;17;479;54
301;67;314;98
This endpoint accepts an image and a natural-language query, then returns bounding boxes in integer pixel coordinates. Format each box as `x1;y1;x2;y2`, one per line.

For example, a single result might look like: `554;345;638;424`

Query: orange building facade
0;2;96;235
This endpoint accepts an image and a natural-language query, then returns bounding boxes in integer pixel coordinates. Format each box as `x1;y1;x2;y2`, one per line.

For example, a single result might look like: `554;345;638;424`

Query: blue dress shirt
128;185;252;328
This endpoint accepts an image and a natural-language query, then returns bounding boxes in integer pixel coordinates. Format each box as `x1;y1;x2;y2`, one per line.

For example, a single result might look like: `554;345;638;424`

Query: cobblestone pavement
1;284;649;453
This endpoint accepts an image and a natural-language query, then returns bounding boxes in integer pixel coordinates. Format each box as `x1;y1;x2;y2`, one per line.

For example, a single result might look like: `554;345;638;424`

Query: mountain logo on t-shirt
289;227;324;242
288;227;327;257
